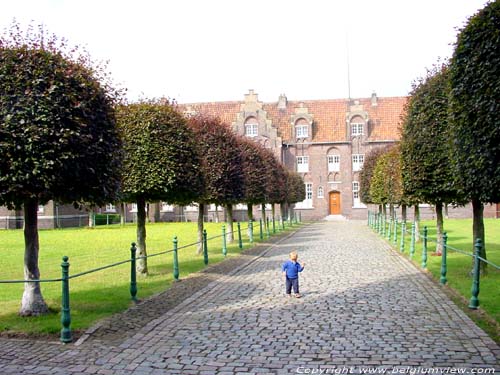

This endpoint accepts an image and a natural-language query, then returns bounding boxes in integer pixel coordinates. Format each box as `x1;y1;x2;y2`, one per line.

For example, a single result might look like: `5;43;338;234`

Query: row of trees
360;1;499;264
0;25;305;315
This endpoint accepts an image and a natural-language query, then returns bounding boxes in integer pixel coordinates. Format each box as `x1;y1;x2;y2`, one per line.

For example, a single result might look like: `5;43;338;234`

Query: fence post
259;219;263;240
249;220;254;243
130;243;138;302
421;226;428;269
469;238;482;309
400;221;406;252
393;218;398;245
203;229;208;265
440;232;448;285
410;222;416;259
173;236;179;281
60;256;72;343
237;222;243;249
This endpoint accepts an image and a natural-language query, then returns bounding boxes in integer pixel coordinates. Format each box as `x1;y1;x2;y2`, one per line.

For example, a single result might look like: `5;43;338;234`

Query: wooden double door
329;191;341;215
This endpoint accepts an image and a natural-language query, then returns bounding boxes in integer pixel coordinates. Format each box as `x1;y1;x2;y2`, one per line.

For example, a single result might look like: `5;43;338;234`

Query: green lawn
0;219;296;335
376;218;500;331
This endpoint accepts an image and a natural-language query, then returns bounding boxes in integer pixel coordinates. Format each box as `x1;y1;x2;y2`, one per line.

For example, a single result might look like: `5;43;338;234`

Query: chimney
278;93;287;110
371;92;378;107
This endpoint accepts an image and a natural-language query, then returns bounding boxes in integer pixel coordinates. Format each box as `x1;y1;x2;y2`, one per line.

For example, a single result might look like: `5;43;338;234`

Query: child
282;251;305;298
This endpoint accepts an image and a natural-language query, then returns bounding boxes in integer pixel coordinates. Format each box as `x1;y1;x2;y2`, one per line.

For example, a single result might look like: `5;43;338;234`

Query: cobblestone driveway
1;221;499;374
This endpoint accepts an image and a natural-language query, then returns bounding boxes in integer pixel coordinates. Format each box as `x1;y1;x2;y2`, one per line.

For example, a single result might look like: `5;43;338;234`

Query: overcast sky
0;0;489;103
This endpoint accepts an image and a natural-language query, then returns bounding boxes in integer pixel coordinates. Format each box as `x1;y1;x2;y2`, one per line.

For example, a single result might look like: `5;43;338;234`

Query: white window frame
37;205;45;214
327;155;340;172
296;156;309;173
318;186;324;199
260;204;272;210
296;124;308;139
245;123;258;137
105;204;116;213
352;154;365;172
184;203;199;212
351;122;364;136
295;183;313;209
235;203;246;210
161;202;174;212
130;203;137;213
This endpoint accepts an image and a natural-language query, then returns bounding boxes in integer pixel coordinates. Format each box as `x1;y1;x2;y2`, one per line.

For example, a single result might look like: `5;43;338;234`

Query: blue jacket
282;260;304;279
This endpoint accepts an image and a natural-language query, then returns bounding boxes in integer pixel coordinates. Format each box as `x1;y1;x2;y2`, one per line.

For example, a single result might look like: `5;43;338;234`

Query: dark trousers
285;277;299;294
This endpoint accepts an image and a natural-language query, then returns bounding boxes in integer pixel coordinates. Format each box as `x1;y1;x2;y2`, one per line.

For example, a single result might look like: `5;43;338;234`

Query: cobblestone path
1;221;499;374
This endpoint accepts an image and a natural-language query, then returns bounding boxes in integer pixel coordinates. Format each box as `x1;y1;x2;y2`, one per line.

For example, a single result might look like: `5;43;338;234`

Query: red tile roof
178;95;407;143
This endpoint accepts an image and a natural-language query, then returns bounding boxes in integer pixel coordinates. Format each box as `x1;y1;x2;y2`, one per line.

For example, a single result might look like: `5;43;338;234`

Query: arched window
351;115;364;136
295;118;309;139
245;117;258;137
318;186;324;198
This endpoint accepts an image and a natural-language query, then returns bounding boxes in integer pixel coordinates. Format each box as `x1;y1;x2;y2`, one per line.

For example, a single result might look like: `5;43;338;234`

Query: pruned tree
188;115;245;248
401;64;465;254
360;147;389;209
370;145;403;219
449;0;500;269
261;148;287;231
117;100;202;274
0;24;122;315
283;171;305;220
239;138;268;222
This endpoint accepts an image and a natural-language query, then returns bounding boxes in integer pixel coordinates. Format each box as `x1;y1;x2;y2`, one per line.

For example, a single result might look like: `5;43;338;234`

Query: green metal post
400;221;406;252
222;225;227;256
60;256;72;343
173;236;179;281
440;232;448;285
130;243;138;302
272;217;276;233
203;229;209;265
249;220;254;243
237;222;243;249
410;222;416;259
421;226;428;269
259;219;263;240
469;238;482;309
393;218;398;244
266;217;270;238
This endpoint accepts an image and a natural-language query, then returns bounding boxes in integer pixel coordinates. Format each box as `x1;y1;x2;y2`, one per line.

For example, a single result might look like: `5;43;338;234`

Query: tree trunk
435;202;444;255
120;203;126;226
261;204;267;232
401;204;407;223
19;199;49;316
88;208;94;228
214;205;219;223
226;204;234;243
247;203;253;237
472;198;487;272
378;204;382;214
414;205;421;242
271;204;276;223
153;202;160;223
382;204;387;219
136;197;148;275
444;204;449;219
197;203;204;255
280;203;287;222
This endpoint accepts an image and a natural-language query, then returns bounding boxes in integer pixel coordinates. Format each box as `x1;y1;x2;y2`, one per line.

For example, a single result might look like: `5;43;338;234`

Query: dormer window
351;122;364;136
245;117;258;137
295;118;309;139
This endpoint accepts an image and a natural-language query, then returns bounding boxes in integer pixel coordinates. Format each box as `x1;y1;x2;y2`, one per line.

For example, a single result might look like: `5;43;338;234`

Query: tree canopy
359;147;388;204
370;145;403;207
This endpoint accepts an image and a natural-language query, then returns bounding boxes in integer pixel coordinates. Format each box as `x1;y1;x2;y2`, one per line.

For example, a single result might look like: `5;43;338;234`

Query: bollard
393;218;398;245
266;217;270;238
222;225;227;256
272;217;276;234
259;219;263;240
203;229;209;265
421;226;428;269
410;222;416;259
440;232;448;285
237;222;243;250
249;220;254;243
60;256;72;343
173;236;179;281
469;238;482;309
400;221;406;252
130;243;138;302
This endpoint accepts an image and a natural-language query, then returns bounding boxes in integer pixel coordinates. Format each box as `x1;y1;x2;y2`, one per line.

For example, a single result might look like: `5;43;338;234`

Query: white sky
0;0;489;104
